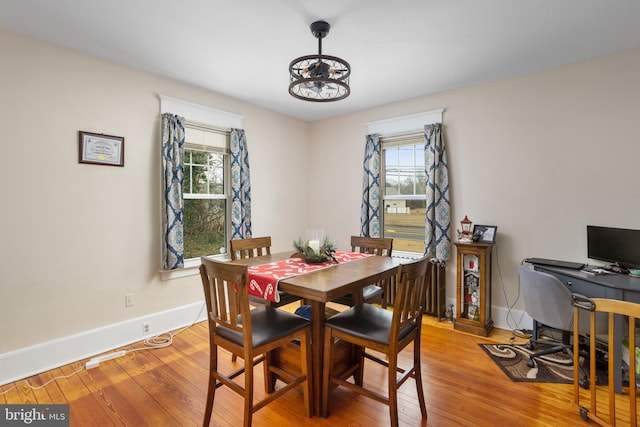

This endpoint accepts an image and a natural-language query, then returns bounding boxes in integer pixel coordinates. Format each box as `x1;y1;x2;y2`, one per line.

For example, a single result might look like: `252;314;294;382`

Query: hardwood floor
1;309;593;426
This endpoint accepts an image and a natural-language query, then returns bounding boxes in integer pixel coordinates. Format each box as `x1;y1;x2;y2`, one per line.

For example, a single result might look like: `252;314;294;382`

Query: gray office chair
519;266;587;385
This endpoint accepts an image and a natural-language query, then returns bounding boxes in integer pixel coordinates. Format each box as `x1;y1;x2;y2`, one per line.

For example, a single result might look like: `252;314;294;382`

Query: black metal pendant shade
289;21;351;102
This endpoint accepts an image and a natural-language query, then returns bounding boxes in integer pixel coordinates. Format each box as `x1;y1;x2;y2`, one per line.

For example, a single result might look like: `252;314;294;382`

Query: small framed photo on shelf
78;131;124;167
473;225;497;244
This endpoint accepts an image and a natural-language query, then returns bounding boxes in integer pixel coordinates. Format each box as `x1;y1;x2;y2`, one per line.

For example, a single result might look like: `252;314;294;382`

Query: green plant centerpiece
293;236;337;264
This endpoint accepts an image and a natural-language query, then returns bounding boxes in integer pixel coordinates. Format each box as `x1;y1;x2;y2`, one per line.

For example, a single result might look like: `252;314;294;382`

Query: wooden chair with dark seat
199;257;312;427
229;236;303;363
321;256;430;427
573;295;640;426
229;236;302;308
333;236;393;307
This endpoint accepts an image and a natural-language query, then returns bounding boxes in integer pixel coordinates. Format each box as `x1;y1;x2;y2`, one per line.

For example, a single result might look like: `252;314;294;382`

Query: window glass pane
208;152;225;195
184;157;193;194
415;170;427;194
385;149;398;166
398;146;414;165
385;175;399;195
398;175;415;195
191;165;209;194
184;151;226;195
383;199;426;253
183;199;226;259
415;148;425;167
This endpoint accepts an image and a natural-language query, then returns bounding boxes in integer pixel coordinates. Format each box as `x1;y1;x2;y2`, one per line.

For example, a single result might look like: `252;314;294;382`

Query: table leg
310;300;325;417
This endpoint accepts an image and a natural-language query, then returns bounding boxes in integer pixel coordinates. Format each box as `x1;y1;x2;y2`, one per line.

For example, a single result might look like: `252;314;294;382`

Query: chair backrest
199;257;252;341
229;236;272;261
350;236;393;257
573;296;640;425
391;257;431;341
519;266;574;332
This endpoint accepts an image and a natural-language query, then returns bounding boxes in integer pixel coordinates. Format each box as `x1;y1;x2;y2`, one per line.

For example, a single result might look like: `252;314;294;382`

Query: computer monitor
587;225;640;269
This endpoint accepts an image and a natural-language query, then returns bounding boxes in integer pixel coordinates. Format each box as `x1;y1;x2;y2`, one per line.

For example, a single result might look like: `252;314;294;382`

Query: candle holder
293;235;337;264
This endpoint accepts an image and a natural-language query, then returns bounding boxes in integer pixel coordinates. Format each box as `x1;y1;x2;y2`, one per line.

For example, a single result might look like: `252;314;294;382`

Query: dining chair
321;256;430;427
199;257;312;427
229;236;303;362
333;236;393;307
573;295;640;426
229;236;302;307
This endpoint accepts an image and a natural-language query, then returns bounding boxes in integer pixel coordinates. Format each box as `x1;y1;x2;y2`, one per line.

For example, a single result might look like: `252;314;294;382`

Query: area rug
479;343;575;384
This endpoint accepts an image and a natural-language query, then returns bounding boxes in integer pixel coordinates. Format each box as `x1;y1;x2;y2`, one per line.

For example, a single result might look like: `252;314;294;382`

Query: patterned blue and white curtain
424;123;451;261
360;133;381;237
161;113;185;269
230;128;252;240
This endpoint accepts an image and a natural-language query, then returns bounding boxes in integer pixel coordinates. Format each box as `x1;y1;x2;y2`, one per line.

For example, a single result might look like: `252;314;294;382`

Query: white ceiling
2;0;640;122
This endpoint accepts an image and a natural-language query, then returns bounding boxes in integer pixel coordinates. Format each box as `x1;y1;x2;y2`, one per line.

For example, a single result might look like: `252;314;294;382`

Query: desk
233;252;402;416
530;262;640;392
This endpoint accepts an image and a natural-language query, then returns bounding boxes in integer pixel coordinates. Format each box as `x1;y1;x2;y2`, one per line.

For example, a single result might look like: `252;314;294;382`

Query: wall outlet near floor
142;321;151;335
125;294;134;307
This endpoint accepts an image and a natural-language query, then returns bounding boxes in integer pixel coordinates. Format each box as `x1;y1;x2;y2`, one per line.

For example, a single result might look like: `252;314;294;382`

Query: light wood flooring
0;308;598;426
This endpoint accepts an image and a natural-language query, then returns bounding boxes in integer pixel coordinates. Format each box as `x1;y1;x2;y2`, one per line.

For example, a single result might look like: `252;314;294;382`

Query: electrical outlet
142;321;151;335
125;294;134;307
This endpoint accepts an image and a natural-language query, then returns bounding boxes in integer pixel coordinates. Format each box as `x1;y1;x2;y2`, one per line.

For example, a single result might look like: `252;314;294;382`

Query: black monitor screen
587;225;640;269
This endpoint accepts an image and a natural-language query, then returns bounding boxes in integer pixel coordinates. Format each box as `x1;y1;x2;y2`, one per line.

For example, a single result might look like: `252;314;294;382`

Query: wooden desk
233;252;401;416
532;263;640;393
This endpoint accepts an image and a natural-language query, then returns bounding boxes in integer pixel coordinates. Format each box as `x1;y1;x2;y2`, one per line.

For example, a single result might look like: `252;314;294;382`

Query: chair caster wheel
579;378;590;389
526;342;534;351
527;359;535;368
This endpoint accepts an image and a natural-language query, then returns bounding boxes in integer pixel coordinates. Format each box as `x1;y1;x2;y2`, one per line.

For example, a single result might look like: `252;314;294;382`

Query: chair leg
413;337;428;419
244;356;254;427
203;345;218;427
264;350;275;393
300;331;312;418
388;352;399;427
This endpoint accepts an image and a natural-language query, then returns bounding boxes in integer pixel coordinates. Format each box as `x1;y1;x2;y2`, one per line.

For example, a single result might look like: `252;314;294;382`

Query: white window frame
160;96;243;280
381;134;427;256
182;125;230;261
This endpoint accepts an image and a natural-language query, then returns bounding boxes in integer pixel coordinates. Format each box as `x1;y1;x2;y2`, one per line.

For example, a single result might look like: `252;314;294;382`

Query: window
382;134;426;253
182;124;230;260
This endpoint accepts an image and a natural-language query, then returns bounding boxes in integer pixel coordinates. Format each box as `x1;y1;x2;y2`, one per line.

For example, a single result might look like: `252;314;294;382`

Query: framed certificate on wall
78;131;125;167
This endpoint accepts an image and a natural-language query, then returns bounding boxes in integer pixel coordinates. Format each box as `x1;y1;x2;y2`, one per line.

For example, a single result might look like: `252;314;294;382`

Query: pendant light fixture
288;21;351;102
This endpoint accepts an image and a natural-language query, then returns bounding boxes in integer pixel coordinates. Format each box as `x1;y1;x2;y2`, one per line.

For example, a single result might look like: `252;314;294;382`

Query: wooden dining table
231;251;402;416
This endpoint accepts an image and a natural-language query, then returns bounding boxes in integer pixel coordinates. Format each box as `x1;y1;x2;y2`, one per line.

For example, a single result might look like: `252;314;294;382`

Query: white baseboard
1;298;532;386
491;304;533;332
0;301;208;386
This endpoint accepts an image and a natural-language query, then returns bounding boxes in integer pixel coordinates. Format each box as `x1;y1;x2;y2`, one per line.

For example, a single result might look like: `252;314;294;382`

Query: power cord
0;302;206;395
494;243;526;334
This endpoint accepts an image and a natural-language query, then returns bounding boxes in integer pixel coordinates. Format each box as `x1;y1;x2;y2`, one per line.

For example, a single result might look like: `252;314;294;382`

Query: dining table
231;251;402;416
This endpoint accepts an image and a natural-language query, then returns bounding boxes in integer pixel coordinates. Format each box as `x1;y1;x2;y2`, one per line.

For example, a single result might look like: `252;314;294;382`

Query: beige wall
2;26;640;358
0;29;310;353
309;47;640;317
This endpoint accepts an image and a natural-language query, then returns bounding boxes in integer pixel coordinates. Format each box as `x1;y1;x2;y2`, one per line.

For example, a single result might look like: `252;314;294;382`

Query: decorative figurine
457;215;474;243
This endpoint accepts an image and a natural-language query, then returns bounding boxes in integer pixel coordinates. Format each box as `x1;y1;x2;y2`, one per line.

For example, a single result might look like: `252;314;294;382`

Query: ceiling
2;1;640;122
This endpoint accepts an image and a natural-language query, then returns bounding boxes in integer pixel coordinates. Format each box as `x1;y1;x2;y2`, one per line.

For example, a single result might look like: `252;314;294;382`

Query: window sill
160;255;229;281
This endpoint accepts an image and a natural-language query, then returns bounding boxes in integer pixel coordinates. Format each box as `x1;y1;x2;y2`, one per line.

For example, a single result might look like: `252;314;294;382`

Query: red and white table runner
246;251;372;302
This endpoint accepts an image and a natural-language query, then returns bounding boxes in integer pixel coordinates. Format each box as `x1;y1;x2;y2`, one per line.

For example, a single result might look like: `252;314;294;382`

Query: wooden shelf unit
454;242;493;336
